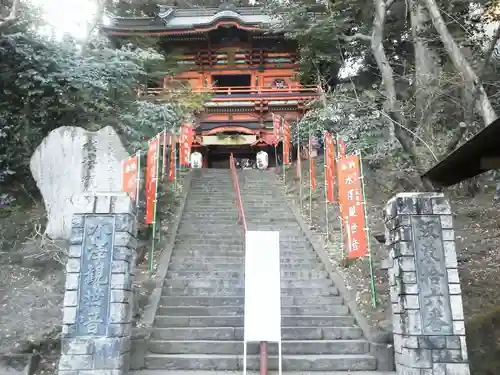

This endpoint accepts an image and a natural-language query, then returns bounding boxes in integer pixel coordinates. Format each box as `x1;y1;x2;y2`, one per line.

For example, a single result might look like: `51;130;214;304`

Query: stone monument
384;192;470;375
58;193;137;375
30;126;128;240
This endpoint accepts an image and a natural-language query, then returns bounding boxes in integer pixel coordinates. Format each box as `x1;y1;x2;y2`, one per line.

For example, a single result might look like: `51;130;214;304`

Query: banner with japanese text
309;135;315;190
337;154;368;259
272;113;282;144
283;119;291;165
122;153;139;202
169;135;176;182
179;124;194;166
161;130;168;180
145;136;160;224
296;143;302;179
324;132;335;203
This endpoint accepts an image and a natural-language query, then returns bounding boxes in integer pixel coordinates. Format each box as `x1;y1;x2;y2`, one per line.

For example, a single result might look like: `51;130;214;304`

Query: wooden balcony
140;86;320;104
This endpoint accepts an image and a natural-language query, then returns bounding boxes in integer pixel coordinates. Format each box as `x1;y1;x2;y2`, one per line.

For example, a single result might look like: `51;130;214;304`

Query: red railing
229;153;247;235
142;85;320;98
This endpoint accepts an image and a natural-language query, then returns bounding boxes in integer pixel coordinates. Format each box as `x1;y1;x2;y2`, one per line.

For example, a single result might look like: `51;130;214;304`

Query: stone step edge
144;354;376;359
148;339;369;344
131;371;395;375
154;315;354;319
158;304;344;308
150;326;360;330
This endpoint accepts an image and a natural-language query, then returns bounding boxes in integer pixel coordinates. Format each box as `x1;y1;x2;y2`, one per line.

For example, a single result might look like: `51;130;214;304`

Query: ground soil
0;175;187;374
278;156;500;375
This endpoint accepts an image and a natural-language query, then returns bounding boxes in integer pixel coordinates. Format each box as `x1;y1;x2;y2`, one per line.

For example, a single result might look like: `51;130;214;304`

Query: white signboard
244;230;282;375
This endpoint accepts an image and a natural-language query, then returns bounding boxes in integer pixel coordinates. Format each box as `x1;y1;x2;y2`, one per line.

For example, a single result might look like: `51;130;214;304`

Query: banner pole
174;140;178;189
339;216;345;260
298;121;303;210
149;135;161;274
136;151;141;209
308;125;312;221
282;117;286;189
357;150;377;308
324;135;329;243
161;129;167;181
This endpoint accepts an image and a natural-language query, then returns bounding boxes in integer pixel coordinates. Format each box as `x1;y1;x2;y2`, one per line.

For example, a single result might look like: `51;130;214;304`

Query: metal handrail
229;153;247;235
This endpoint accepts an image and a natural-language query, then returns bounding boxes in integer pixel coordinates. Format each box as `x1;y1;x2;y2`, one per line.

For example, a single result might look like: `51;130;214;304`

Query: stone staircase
143;168;380;372
237;169;378;371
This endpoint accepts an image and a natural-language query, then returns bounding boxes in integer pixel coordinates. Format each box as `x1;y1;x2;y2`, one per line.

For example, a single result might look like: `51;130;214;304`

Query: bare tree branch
0;0;21;29
423;0;497;126
341;33;372;42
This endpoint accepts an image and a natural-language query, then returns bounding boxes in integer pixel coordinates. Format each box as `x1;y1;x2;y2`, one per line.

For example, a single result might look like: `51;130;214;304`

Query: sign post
243;231;282;375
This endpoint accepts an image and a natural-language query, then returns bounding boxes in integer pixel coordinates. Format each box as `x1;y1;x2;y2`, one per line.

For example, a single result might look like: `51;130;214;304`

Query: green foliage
0;7;202;200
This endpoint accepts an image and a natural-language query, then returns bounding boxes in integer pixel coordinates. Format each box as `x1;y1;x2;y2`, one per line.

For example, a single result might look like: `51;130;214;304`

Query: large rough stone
30;126;127;239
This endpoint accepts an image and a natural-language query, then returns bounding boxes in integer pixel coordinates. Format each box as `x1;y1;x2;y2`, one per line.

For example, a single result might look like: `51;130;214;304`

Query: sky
29;0;499;63
30;0;98;40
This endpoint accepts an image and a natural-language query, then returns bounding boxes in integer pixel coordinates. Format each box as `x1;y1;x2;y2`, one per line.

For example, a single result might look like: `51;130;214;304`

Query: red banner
145;136;160;224
309;136;315;190
337;154;368;259
272;113;282;144
337;136;347;158
324;132;335;203
283;120;291;165
169;135;176;181
179;124;194;166
161;131;168;179
122;154;139;202
296;142;302;179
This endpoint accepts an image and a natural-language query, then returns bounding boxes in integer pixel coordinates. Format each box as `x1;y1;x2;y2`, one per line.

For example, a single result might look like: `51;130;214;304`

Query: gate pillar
58;193;137;375
384;193;470;375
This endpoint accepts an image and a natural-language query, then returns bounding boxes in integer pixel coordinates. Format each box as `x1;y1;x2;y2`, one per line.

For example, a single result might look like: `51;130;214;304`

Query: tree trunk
423;0;497;125
0;0;21;29
370;0;434;190
81;0;109;54
410;0;441;129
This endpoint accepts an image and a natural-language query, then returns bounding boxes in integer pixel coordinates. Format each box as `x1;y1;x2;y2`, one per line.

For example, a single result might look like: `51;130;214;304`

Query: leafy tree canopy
0;3;202;202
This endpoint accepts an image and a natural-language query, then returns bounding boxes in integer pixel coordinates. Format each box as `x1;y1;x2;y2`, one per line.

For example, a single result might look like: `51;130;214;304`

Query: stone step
172;244;311;252
132;370;395;375
164;279;334;289
178;219;240;225
170;250;246;257
166;270;329;280
168;256;319;264
159;296;343;307
148;340;370;355
156;305;349;316
144;354;377;371
183;206;238;211
175;229;243;236
180;213;239;219
154;315;357;328
167;263;323;271
174;236;244;243
162;286;339;297
150;326;363;340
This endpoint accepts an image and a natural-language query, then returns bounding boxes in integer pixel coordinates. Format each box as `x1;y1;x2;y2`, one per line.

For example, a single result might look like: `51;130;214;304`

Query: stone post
384;193;470;375
59;193;137;375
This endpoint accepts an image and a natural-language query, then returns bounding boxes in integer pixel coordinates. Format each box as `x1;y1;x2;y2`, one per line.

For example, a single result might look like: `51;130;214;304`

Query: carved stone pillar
384;193;470;375
58;193;137;375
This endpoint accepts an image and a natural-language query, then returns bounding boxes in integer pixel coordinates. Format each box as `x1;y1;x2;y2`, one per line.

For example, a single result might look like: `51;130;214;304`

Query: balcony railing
140;85;320;99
